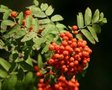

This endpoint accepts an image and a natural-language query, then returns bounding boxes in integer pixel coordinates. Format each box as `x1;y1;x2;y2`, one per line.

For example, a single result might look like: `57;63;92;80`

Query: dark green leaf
40;3;48;11
76;33;83;40
51;15;64;22
0;58;11;71
2;75;17;90
33;0;39;6
77;12;84;28
23;72;33;85
92;9;100;23
87;26;99;42
84;7;92;25
3;10;11;20
37;54;43;68
81;29;95;44
92;24;101;34
45;5;54;16
0;81;1;90
17;12;24;25
19;61;33;71
0;69;8;78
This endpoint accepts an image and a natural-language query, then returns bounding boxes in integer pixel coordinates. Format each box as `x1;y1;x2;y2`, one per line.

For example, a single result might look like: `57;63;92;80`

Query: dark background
0;0;112;90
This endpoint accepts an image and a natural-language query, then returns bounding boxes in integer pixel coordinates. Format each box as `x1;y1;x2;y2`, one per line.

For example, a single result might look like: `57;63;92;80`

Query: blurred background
0;0;112;90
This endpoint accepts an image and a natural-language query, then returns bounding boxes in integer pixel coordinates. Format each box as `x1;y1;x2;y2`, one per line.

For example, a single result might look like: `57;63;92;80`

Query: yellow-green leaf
51;15;64;22
40;3;48;11
77;12;84;28
84;7;92;25
45;6;54;16
87;26;99;42
81;29;95;44
37;54;43;68
92;9;100;23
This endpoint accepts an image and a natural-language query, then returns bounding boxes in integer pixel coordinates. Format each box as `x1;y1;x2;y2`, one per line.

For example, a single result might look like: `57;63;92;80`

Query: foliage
0;0;107;90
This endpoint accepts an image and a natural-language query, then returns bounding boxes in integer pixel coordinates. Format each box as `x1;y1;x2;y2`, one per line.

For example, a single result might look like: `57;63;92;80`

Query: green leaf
92;24;101;34
40;3;48;11
51;15;64;22
101;18;107;24
33;0;39;6
81;29;95;44
25;15;32;28
26;57;33;66
45;5;54;16
77;12;84;28
23;72;33;85
0;5;8;9
1;20;15;28
76;33;83;40
33;37;45;50
0;58;11;71
0;40;5;49
92;9;100;23
3;10;11;20
0;69;8;78
0;81;1;90
37;54;43;68
56;23;66;29
99;12;104;21
84;7;92;25
17;12;24;25
41;43;50;54
32;18;39;32
21;32;37;42
29;6;46;18
2;75;17;90
87;26;99;42
39;19;51;24
19;61;33;71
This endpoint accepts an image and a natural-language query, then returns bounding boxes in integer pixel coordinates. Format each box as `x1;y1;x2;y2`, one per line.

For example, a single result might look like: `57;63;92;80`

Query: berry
10;11;17;18
25;10;31;15
72;25;78;31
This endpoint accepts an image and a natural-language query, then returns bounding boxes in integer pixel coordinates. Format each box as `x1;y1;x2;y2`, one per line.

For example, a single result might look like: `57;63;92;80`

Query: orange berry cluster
37;76;79;90
48;31;92;75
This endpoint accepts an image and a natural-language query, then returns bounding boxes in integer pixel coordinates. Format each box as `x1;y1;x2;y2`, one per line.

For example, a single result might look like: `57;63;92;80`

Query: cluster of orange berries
10;10;33;32
37;75;79;90
48;31;92;75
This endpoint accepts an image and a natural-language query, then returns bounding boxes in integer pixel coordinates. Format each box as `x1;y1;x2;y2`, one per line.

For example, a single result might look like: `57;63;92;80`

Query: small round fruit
25;10;31;15
10;11;17;18
72;25;78;31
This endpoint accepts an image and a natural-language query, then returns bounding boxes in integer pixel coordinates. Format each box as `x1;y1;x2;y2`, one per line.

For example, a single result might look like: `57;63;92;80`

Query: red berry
34;66;39;71
36;71;42;77
25;10;31;15
10;11;17;18
72;25;78;31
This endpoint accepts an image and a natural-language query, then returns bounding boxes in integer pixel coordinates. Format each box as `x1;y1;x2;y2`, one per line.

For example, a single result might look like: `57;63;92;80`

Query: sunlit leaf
17;12;24;25
1;20;15;28
92;9;100;23
45;5;54;16
25;15;32;28
39;18;51;24
84;7;92;25
77;12;84;28
40;3;48;11
33;0;39;6
0;58;11;71
51;15;64;22
3;10;11;20
81;29;95;44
